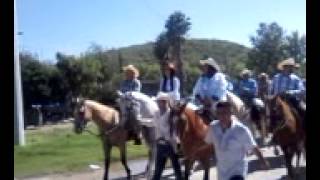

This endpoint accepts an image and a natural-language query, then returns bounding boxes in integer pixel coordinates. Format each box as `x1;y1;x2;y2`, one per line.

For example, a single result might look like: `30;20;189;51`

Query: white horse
117;91;158;180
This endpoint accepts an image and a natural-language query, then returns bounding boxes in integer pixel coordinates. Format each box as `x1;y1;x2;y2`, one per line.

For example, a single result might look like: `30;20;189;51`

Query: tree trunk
174;43;185;97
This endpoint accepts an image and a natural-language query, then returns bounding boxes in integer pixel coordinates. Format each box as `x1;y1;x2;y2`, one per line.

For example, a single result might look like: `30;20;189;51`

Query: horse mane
276;96;298;132
182;107;209;139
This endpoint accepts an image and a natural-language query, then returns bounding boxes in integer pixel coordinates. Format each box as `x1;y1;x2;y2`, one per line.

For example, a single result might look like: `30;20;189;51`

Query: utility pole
14;0;25;146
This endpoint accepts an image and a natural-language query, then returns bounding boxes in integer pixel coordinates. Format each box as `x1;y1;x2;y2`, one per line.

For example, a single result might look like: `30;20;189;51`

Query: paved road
20;146;306;180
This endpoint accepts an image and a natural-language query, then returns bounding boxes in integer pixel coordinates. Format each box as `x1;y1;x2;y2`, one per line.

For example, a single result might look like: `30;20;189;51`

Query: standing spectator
152;92;183;180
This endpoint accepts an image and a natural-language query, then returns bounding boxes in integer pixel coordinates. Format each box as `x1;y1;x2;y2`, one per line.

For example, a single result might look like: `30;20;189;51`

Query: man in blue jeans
152;92;182;180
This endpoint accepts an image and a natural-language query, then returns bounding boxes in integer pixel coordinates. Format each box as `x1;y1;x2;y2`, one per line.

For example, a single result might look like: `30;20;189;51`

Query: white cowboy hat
240;69;252;76
155;92;171;101
277;58;300;70
199;57;221;71
122;64;140;77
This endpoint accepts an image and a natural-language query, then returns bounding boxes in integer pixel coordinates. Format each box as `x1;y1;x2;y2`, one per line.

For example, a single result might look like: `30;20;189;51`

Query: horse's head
73;97;90;134
169;100;189;134
117;92;141;123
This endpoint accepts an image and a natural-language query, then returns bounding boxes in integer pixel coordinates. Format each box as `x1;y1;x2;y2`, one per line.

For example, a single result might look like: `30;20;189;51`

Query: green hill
105;38;250;78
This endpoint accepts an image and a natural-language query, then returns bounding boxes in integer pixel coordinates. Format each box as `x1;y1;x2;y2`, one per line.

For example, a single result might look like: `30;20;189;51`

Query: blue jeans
152;141;183;180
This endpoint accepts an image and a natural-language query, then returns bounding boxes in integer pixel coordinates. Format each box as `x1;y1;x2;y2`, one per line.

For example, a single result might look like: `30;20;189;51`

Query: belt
157;138;170;145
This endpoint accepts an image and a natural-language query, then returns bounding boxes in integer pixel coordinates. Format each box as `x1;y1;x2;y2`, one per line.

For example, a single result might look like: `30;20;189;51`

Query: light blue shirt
193;72;228;101
271;73;304;96
205;118;257;180
159;76;180;100
238;78;258;97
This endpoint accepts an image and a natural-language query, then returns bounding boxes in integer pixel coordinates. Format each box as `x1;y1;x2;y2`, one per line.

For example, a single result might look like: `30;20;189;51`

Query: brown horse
269;94;306;179
169;101;214;180
73;98;133;180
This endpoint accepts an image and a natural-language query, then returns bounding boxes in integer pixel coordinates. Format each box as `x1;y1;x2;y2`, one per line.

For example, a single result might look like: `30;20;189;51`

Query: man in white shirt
193;57;228;121
152;92;182;180
204;101;269;180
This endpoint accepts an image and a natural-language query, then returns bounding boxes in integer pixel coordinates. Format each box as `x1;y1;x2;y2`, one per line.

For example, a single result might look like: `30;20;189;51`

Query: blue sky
17;0;306;61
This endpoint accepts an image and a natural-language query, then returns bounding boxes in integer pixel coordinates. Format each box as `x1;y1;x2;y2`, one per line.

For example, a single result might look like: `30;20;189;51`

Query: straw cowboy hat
155;92;171;101
199;57;221;71
258;72;269;79
164;62;176;72
277;58;300;70
122;64;140;77
240;69;252;77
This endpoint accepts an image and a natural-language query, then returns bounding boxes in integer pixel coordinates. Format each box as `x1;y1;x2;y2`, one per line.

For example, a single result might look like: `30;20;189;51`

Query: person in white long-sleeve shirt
159;62;180;102
193;57;228;120
152;92;182;180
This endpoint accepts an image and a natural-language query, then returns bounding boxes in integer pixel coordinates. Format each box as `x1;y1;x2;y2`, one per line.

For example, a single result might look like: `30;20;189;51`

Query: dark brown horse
269;94;306;179
169;102;214;180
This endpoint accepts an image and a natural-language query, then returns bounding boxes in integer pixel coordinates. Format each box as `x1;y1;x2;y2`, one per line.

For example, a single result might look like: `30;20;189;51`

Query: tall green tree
284;31;306;64
248;22;287;75
154;11;191;95
153;31;170;73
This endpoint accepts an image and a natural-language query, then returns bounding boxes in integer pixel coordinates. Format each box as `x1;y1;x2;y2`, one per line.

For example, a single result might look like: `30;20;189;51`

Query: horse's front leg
103;142;112;180
201;159;210;180
145;146;156;180
283;146;295;179
184;159;193;180
119;143;131;179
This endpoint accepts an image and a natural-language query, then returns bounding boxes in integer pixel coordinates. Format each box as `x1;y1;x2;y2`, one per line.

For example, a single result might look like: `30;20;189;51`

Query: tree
248;22;287;75
154;11;191;95
153;31;170;73
284;31;306;64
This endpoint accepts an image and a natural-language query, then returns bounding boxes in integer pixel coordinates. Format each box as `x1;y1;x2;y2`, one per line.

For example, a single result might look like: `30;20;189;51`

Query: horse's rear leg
103;144;112;180
283;147;295;179
119;143;131;179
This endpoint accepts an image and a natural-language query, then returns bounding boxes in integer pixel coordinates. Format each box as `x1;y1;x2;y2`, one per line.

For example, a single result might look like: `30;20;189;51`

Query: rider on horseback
270;58;305;112
119;64;142;145
192;57;228;122
238;69;258;108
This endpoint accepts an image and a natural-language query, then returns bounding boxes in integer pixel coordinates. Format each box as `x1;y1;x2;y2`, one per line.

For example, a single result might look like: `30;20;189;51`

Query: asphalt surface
19;145;306;180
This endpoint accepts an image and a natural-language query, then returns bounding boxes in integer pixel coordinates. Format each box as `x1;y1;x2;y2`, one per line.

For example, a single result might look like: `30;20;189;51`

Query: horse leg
119;143;131;179
201;160;210;180
261;116;267;145
103;143;112;180
283;146;295;179
184;159;193;180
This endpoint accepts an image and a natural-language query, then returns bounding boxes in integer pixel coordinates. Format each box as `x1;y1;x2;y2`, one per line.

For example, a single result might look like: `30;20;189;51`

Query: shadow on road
248;155;306;180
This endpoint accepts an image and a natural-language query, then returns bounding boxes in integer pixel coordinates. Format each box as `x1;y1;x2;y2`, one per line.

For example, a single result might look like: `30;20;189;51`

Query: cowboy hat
164;62;176;71
240;69;252;76
199;57;220;71
258;72;269;79
122;64;140;77
277;58;300;70
155;92;171;101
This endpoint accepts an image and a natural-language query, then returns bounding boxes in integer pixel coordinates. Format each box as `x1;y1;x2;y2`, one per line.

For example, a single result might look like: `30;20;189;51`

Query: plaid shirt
271;73;304;96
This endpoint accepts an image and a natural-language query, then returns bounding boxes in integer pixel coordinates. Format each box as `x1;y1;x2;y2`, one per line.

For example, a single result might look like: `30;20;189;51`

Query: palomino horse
169;101;214;180
116;91;158;180
73;98;131;180
268;94;306;179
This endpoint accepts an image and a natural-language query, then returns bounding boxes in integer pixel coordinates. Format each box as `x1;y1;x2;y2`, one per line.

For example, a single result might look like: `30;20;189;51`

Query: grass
14;123;148;178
